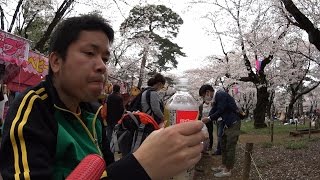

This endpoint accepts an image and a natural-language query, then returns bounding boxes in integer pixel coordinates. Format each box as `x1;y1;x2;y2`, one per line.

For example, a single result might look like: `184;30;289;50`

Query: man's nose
95;57;107;74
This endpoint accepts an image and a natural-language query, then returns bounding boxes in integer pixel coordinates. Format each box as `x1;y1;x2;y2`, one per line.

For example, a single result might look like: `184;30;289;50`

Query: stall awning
3;50;48;92
7;69;43;92
0;29;30;66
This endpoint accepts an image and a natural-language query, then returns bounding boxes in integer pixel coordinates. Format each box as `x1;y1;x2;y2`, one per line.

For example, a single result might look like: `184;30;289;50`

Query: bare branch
8;0;24;32
0;5;5;30
34;0;75;52
281;0;320;51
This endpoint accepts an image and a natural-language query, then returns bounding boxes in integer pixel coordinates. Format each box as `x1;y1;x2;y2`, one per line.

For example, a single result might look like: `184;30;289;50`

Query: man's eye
102;57;109;63
84;52;95;56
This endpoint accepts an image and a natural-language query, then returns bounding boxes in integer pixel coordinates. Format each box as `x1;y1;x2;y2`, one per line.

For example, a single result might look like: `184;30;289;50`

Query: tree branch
34;0;75;52
8;0;24;32
23;11;39;39
0;5;5;30
295;81;320;102
281;0;320;51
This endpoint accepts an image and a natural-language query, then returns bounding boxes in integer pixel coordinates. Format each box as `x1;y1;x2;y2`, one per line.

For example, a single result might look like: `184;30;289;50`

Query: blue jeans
205;121;214;150
216;121;223;153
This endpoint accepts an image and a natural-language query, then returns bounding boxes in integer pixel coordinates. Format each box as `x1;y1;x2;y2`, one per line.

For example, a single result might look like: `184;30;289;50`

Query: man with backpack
141;73;165;125
110;74;166;157
127;73;165;125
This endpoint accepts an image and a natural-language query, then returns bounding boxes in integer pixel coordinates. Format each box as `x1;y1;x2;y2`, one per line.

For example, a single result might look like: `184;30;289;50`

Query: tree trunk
298;96;303;116
266;90;275;120
287;100;294;121
137;46;148;89
253;86;268;128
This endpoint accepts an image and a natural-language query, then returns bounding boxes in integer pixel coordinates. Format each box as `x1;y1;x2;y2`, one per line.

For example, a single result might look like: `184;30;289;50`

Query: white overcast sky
71;0;223;74
4;0;223;74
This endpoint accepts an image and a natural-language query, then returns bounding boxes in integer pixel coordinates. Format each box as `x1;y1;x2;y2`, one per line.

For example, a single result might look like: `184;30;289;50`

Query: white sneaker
211;166;224;172
214;170;231;177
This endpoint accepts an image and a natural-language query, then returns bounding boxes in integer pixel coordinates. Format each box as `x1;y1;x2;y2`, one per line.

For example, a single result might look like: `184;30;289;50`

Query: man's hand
201;117;210;124
158;122;165;128
133;121;206;180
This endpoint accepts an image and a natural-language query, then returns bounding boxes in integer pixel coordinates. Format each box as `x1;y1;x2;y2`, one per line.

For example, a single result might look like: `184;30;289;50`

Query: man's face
52;30;110;102
202;90;214;102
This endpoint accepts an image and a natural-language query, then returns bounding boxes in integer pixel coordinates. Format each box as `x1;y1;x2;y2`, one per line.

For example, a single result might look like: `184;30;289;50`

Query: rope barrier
238;142;264;180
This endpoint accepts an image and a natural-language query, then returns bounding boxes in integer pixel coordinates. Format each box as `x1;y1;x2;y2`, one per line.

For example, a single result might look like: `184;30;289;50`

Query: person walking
106;84;124;142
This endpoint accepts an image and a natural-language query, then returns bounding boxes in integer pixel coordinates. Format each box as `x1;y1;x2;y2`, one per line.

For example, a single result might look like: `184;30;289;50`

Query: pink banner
233;85;239;94
23;50;48;76
255;58;262;72
0;30;30;66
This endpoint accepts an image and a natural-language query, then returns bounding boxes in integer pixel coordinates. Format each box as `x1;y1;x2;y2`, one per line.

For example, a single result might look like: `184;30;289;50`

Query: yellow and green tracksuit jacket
0;76;150;180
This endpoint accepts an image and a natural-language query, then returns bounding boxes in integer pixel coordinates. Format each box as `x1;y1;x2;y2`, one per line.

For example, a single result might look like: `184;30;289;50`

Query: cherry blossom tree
189;0;289;128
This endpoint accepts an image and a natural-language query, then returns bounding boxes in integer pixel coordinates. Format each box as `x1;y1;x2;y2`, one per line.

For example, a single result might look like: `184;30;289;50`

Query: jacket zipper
54;104;103;156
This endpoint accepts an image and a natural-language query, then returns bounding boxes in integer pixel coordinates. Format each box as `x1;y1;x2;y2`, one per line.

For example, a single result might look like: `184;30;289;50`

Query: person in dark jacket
0;14;206;180
200;84;241;178
106;84;124;141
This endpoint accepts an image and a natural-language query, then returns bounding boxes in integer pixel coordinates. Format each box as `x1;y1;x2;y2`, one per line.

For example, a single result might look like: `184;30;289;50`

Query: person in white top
0;84;8;124
202;100;213;152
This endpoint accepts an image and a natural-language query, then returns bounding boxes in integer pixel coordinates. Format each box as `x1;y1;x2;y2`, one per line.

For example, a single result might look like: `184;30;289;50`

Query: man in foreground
0;14;206;179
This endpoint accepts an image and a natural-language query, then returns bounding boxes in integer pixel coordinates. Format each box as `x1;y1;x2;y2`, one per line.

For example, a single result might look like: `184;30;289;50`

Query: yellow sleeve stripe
101;170;108;178
9;88;47;180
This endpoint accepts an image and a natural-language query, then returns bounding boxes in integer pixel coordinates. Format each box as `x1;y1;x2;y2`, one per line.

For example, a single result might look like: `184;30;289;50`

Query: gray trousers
221;121;241;169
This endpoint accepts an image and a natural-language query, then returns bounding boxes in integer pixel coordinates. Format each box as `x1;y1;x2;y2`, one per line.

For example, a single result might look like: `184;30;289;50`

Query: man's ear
49;52;62;74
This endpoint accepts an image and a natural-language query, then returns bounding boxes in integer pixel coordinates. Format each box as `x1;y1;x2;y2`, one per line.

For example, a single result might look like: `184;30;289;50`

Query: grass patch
261;142;273;148
241;120;310;135
308;137;320;142
285;141;307;150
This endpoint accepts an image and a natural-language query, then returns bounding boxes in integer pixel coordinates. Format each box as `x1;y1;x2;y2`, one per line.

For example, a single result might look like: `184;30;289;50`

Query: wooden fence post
242;143;254;180
309;121;311;139
271;123;274;143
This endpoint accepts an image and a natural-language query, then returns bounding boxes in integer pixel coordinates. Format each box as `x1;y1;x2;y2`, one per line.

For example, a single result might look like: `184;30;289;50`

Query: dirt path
194;133;320;180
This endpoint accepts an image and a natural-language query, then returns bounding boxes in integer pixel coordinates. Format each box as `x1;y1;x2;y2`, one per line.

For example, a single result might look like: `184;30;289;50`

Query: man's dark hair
113;84;121;93
48;14;114;76
199;84;214;96
147;73;166;86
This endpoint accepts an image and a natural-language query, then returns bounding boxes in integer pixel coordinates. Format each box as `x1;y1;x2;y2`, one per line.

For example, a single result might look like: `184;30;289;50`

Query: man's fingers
171;121;204;136
183;131;207;147
181;144;203;168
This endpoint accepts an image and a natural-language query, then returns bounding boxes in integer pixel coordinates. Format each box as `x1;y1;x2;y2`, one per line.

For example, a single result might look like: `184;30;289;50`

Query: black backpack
127;88;154;112
110;111;160;157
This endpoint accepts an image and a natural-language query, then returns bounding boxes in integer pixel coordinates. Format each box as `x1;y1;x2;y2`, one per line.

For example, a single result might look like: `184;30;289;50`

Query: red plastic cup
66;154;106;180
